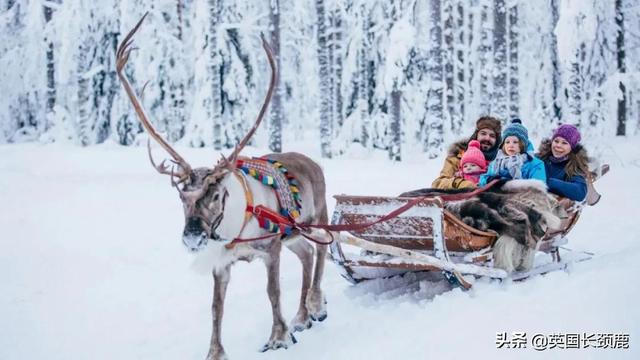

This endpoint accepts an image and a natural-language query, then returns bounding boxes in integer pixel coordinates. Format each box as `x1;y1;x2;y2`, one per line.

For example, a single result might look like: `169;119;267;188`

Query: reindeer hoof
259;333;297;352
291;318;312;333
310;311;327;322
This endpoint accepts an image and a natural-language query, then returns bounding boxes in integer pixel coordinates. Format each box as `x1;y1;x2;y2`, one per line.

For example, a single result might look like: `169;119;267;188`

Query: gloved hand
498;168;512;179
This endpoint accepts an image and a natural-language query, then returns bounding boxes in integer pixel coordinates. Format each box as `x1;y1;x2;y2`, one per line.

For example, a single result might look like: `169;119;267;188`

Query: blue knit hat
500;119;529;150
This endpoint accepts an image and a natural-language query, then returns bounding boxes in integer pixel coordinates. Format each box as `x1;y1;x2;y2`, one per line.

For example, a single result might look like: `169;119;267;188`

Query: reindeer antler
116;12;192;180
215;34;278;171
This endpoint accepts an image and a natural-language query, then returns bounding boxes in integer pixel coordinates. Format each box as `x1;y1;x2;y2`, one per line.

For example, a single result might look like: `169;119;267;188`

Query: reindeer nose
184;217;204;236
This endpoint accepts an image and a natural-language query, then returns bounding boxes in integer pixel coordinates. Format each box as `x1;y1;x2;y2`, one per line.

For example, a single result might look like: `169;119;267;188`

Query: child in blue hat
479;119;546;186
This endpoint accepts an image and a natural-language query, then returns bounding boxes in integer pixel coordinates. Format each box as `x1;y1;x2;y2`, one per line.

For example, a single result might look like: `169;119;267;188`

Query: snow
1;138;639;360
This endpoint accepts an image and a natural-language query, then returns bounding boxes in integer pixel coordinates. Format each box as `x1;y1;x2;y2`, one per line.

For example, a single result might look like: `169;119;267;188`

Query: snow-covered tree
424;0;444;158
1;0;638;156
316;0;332;158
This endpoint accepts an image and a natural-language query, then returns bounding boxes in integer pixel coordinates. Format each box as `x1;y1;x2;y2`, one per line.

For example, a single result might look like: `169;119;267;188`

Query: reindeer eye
213;193;220;201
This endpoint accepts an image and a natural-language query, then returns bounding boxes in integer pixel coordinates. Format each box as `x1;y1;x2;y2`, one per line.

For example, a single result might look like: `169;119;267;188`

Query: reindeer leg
260;240;296;352
206;266;230;360
308;240;328;322
285;239;314;333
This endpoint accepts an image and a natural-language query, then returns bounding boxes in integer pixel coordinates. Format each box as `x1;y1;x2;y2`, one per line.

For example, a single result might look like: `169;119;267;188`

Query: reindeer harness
225;157;309;249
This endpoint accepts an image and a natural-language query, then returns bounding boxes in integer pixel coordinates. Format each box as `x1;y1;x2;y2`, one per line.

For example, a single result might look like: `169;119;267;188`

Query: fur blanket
400;180;568;272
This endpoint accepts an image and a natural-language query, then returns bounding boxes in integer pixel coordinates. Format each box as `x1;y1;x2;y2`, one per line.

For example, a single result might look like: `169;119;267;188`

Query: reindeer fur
116;17;329;359
187;153;330;360
401;180;566;273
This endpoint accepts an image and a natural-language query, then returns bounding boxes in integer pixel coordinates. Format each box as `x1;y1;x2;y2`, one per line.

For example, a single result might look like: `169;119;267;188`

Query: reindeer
116;14;330;360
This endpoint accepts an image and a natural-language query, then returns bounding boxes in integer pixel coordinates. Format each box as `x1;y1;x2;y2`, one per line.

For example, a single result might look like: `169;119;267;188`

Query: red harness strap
247;204;293;233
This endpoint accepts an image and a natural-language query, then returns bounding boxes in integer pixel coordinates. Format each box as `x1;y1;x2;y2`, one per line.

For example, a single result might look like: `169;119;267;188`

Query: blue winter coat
479;153;547;186
543;160;587;201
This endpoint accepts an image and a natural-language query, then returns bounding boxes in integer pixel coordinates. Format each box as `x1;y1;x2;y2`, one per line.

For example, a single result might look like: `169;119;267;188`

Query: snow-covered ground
1;139;638;360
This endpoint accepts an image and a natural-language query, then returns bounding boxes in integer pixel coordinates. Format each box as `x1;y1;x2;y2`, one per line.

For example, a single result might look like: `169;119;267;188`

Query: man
431;116;502;189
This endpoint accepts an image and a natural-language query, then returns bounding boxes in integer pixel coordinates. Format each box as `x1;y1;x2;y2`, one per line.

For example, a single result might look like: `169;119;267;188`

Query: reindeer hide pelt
441;180;566;272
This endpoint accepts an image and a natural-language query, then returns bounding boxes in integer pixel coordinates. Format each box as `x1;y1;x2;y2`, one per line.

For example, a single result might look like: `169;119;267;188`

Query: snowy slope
1;140;638;360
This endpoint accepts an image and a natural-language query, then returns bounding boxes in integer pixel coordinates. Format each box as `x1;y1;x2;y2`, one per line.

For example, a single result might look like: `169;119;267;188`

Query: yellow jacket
431;140;476;189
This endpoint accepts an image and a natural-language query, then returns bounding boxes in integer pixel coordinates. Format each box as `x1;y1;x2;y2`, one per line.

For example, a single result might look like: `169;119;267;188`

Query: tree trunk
454;1;465;132
43;2;57;123
329;5;344;129
443;0;455;132
176;0;183;41
478;0;492;114
466;1;475;114
208;0;223;150
269;0;283;152
616;0;626;136
567;44;585;125
390;87;402;161
550;0;562;123
493;0;507;120
316;0;332;158
507;2;519;120
76;38;94;146
425;0;443;158
358;3;371;148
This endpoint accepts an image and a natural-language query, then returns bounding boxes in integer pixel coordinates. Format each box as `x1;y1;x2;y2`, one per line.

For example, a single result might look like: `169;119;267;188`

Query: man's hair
470;116;502;148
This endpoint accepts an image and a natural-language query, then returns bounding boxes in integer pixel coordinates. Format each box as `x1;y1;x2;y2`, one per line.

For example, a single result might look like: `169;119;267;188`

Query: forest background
1;0;638;160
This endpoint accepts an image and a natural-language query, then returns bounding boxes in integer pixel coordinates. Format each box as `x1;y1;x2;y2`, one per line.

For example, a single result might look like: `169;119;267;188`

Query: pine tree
2;0;44;142
75;3;118;146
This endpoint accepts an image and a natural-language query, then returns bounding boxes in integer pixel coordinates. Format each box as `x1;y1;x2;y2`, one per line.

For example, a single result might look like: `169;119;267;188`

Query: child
455;140;487;185
536;124;589;201
479;119;546;186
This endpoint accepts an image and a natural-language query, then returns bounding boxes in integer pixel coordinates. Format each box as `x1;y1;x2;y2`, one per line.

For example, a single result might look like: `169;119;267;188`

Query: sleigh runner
328;169;607;287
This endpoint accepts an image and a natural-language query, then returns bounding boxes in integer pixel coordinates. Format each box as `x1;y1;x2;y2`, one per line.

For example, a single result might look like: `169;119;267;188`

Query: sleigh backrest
333;195;446;250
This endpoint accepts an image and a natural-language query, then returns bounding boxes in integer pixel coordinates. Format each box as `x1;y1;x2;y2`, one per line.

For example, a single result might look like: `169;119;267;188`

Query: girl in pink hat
455;140;488;185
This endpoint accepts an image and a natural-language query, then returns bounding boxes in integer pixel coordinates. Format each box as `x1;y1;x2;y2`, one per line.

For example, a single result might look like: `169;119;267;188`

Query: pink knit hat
460;140;487;170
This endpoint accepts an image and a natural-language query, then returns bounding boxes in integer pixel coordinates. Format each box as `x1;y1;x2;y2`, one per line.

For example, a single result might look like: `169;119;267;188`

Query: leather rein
223;172;498;249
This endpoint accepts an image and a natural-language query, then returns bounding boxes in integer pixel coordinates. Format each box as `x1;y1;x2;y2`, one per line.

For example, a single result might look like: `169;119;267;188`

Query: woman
536;124;589;201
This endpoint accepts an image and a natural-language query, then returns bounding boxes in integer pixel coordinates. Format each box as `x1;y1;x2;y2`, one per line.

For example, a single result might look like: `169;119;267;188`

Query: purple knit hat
552;124;581;149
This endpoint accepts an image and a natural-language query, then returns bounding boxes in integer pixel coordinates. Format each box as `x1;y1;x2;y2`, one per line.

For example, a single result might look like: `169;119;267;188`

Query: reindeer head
116;13;276;252
173;167;228;251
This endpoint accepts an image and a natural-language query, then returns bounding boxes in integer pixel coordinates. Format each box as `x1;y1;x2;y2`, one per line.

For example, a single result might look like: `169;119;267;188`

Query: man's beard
480;141;494;151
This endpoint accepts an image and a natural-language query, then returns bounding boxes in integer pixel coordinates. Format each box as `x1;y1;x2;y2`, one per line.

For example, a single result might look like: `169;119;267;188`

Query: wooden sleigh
329;166;608;288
